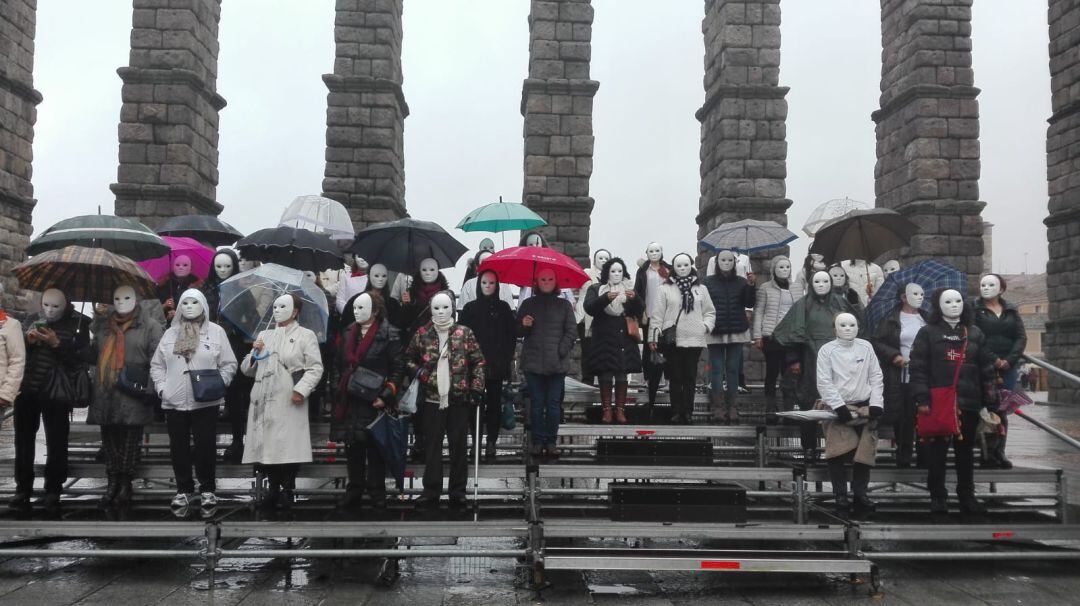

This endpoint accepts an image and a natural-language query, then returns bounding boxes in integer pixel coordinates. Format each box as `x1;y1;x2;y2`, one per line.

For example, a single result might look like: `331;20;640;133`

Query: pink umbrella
138;236;215;282
477;245;589;289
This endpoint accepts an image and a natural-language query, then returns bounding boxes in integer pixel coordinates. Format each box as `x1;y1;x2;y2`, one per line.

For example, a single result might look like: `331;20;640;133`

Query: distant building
1001;273;1047;357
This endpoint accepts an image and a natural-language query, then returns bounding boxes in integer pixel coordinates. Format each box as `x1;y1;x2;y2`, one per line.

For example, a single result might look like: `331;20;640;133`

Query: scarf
598;282;629;316
434;325;452;410
173;314;203;361
672;274;696;313
0;309;7;324
99;312;136;386
775;277;790;289
417;282;442;306
336;320;380;398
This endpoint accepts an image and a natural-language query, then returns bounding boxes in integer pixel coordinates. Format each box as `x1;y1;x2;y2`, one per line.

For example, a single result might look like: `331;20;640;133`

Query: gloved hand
834;405;854;424
472;391;485;409
868;407;883;419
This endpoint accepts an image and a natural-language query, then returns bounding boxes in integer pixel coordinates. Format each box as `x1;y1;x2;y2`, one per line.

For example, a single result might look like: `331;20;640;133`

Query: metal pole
474;403;481;522
0;549;205;558
1014;408;1080;452
1022;354;1080;388
215;548;528;559
862;551;1080;561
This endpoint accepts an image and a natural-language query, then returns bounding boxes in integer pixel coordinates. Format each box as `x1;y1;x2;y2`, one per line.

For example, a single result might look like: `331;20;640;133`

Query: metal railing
1018;354;1080;453
1022;354;1080;389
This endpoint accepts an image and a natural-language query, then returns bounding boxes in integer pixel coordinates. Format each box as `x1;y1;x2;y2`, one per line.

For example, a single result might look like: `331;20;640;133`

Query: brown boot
725;392;739;426
599;380;613;424
614;382;629;424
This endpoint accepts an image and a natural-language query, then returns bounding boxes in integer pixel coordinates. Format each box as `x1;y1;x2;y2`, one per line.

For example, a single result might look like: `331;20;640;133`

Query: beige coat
822;404;878;466
240;322;324;465
0;316;26;404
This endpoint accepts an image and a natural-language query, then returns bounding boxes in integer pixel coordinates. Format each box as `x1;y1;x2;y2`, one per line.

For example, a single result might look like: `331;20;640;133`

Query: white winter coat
753;280;797;340
0;315;26;404
649;282;716;348
150;291;238;412
240;321;324;465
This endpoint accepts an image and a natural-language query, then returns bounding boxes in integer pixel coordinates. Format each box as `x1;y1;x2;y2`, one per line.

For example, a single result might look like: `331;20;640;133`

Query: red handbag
917;328;966;438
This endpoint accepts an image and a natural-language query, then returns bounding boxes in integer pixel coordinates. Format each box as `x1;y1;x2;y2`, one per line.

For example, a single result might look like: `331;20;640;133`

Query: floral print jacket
403;322;486;405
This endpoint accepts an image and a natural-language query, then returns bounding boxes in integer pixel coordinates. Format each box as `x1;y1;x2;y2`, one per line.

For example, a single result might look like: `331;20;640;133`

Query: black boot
98;475;119;510
852;494;877;515
483;442;497;462
41;492;62;519
223;434;244;464
8;491;31;517
958;494;987;516
833;492;850;517
337;488;364;513
113;475;133;520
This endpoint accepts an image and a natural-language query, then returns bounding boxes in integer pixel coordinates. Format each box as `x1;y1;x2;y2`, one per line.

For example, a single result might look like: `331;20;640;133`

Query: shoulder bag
187;361;227;403
659;306;683;348
916;328;966;438
347;366;385;401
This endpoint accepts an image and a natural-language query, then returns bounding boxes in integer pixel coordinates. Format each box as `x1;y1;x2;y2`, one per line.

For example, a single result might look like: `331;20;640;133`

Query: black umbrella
27;215;170;261
809;208;918;264
349;218;468;273
156;215;244;247
235;226;341;273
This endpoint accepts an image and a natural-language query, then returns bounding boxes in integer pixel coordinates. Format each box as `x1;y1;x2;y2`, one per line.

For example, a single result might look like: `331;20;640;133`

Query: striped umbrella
27;215;170;261
698;219;797;254
14;245;158;303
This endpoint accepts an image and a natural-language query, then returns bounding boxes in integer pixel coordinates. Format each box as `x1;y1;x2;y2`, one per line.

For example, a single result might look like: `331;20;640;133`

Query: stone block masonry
112;0;226;229
322;0;408;231
521;0;598;267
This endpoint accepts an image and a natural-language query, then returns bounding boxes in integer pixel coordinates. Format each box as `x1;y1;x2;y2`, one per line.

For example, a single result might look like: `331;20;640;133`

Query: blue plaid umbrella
699;219;798;254
865;260;966;334
368;412;409;490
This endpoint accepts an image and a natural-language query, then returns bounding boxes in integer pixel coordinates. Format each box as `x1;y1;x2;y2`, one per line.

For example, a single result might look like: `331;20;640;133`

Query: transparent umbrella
217;263;329;343
279;195;355;242
802;197;869;238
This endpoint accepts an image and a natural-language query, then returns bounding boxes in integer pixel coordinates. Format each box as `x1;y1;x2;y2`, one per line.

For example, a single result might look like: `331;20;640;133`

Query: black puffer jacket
703;272;755;335
909;321;998;413
20;306;92;397
459;294;517;381
331;320;404;441
584;284;644;374
972;297;1026;368
516;291;577;375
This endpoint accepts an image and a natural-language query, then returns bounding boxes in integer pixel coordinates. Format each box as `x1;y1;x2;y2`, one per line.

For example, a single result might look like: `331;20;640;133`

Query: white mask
113;285;138;315
353;293;373;325
646;243;663;263
810;254;826;273
593;249;611;269
774;259;792;280
940;289;964;321
430;292;454;324
672;254;693;278
479;271;498;297
525;234;543;247
811;271;832;296
238;258;257;272
41;288;67;322
882;260;900;276
179;296;203;320
479;238;495;253
537;268;557;294
829;266;847;287
354;256;369;272
834;313;859;342
213;253;234;281
419;258;439;284
272;294;295;324
903;283;925;309
607;262;625;285
979;275;1001;300
716;251;736;273
172;255;192;278
368;263;389;290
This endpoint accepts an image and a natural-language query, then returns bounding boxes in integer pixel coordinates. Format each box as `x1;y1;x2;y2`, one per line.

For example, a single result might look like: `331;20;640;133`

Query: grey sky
30;1;1050;281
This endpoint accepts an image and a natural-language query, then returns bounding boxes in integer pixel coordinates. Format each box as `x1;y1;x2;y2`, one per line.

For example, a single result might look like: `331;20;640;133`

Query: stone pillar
111;0;227;229
521;0;598;266
873;0;984;288
0;0;41;311
696;0;791;271
1045;0;1080;404
322;0;408;231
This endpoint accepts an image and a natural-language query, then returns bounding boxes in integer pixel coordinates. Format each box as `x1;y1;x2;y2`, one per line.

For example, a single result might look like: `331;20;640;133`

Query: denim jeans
708;343;743;396
526;372;565;447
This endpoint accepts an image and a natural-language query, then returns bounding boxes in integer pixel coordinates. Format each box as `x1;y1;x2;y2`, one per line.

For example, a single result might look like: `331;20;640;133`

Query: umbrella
279;195;355;242
456;199;547;234
809;208;918;265
349;218;468;273
368;412;409;491
802;197;869;238
699;219;798;254
477;245;589;289
218;263;330;342
236;226;342;273
864;259;966;334
27;215;170;261
156;215;243;247
137;236;215;282
14;245;158;303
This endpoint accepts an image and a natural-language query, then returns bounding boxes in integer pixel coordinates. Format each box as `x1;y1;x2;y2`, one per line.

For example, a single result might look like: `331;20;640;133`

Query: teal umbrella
456;199;547;233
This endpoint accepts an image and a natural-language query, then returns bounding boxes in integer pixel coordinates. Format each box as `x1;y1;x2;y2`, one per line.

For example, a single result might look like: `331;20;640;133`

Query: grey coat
87;306;165;426
517;292;577;375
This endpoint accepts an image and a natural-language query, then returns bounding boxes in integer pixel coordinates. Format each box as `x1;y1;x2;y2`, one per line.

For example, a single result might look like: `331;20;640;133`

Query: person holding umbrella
157;255;202;320
585;258;644;424
399;257;451;463
363;263;405;330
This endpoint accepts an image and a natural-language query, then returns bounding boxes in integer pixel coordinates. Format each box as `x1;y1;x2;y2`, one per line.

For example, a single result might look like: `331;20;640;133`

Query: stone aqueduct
0;0;1078;401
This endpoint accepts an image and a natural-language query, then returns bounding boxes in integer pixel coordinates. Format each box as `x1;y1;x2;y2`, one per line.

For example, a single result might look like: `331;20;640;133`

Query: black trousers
101;425;143;477
264;463;299;490
642;334;665;405
893;383;918;465
827;449;871;499
14;393;70;495
225;375;252;438
665;346;701;420
925;409;980;501
421;401;469;501
762;337;787;407
471;378;503;448
165;406;218;494
346;432;387;499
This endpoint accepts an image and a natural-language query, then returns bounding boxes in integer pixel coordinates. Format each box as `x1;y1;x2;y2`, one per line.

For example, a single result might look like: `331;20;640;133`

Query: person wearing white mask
585;258;644;424
649;253;715;424
241;293;324;512
516;233;578;305
332;292;403;513
459;251;515;309
793;254;825;300
816;313;884;517
829;263;862;309
150;288;237;515
972;273;1025;469
334;253;369;315
402;292;485;511
399;257;450;464
88;284;164;518
634;243;671;409
910;288;999;518
158;254;202;320
870;282;929;468
575;249;611;385
0;281;25;412
752;255;798;423
841;259;884;306
702;250;755;424
881;260;901;278
10;288;90;518
362;263;405;329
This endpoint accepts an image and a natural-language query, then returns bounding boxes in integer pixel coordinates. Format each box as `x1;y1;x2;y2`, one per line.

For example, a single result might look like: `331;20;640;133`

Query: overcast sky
30;0;1051;281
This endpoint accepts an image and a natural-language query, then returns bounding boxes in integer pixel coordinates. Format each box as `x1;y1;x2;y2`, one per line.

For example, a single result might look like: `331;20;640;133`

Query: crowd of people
0;234;1028;519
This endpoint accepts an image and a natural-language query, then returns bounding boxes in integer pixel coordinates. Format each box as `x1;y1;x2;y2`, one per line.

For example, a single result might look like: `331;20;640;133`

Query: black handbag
44;364;93;409
658;307;683;348
115;365;151;399
347;366;385;401
187;367;227;402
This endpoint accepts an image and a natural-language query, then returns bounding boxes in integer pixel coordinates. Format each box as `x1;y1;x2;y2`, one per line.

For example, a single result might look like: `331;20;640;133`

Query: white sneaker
199;492;217;509
170;492;193;509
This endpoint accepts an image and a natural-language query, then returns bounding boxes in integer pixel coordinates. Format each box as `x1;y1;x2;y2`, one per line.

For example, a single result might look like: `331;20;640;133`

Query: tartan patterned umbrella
864;259;967;334
14;245;158;303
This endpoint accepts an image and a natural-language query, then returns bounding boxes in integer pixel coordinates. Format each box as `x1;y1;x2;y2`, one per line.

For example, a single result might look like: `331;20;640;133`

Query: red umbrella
477;246;589;289
137;236;215;282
